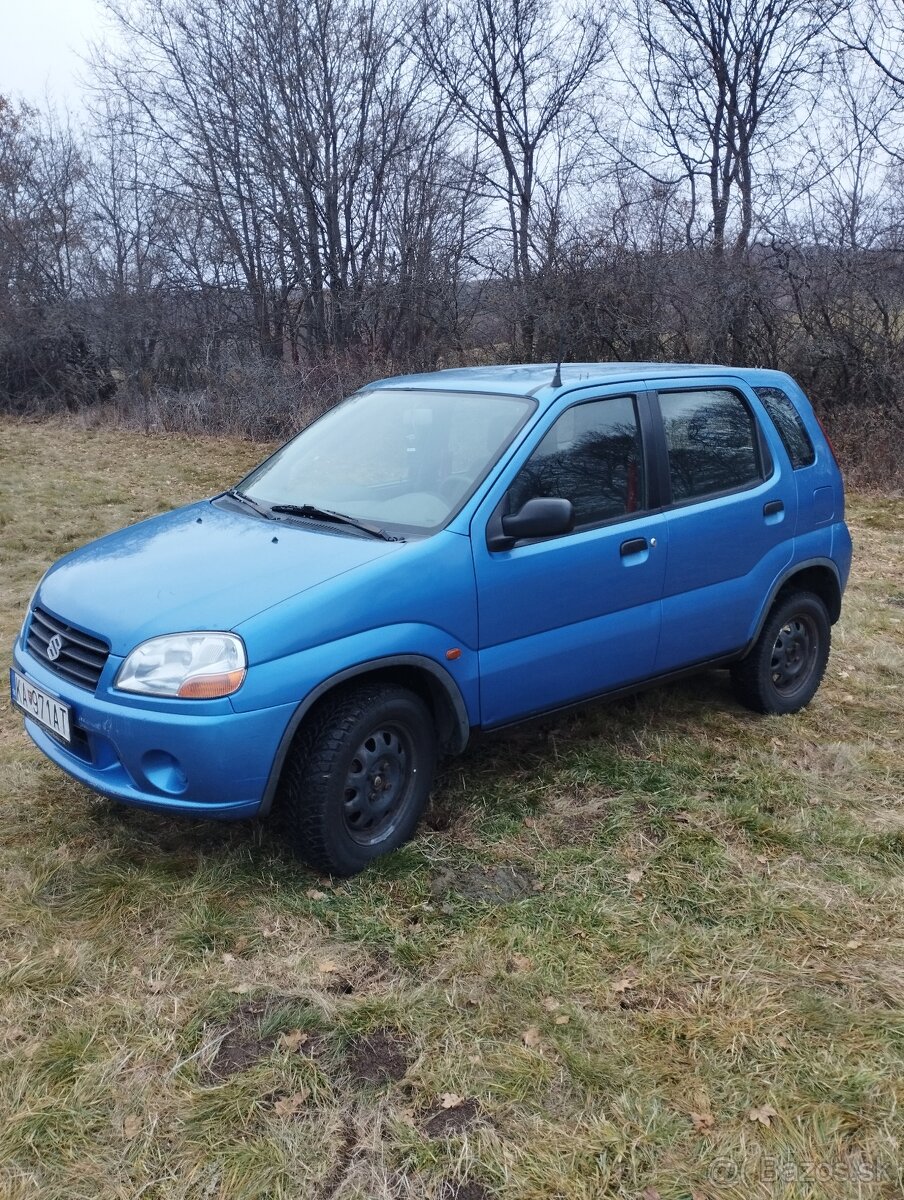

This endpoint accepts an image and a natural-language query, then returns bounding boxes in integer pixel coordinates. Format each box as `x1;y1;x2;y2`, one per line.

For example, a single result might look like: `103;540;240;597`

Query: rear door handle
620;537;648;557
763;500;784;517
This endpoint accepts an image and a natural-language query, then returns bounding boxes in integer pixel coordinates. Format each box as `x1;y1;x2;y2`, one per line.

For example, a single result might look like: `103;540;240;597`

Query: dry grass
1;417;902;1200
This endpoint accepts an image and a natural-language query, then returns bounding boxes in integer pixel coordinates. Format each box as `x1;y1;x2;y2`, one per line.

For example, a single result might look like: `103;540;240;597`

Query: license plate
10;669;71;743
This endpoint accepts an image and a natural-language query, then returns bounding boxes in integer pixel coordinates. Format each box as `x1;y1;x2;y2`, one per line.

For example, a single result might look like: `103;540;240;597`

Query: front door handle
620;537;648;557
763;500;784;517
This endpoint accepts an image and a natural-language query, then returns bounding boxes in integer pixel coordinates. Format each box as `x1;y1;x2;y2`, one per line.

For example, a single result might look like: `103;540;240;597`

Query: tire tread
731;590;830;715
278;683;434;875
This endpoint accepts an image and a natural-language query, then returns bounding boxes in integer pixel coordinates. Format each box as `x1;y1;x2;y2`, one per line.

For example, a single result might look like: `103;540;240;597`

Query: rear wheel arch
751;560;841;651
775;564;842;624
258;655;469;816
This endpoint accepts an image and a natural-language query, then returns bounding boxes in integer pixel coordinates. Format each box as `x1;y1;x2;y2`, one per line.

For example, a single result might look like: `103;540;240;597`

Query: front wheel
278;683;437;875
730;591;831;715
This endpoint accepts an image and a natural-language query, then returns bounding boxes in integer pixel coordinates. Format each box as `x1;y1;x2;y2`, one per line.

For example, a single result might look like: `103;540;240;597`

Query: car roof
364;362;796;399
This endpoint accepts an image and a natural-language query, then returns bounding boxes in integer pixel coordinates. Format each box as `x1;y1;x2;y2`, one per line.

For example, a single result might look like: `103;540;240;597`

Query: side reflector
445;648;462;661
177;669;246;699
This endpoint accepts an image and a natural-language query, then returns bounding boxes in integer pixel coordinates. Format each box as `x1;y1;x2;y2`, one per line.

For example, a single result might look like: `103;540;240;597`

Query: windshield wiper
225;488;274;519
268;503;404;542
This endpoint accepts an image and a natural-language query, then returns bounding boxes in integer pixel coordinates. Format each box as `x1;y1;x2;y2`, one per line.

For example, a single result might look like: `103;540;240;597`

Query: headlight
115;632;247;699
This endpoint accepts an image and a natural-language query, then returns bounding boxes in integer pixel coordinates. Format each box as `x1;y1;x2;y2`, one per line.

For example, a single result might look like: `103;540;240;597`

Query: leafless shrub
74;351;431;441
817;406;904;493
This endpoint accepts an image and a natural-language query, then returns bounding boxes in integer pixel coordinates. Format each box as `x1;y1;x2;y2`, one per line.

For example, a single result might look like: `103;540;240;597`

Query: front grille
27;607;110;691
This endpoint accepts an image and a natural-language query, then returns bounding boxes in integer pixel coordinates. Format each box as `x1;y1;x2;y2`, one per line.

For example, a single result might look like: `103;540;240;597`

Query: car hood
36;499;403;657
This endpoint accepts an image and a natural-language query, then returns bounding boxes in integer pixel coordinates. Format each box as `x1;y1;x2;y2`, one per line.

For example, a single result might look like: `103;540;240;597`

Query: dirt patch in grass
322;972;357;995
202;999;326;1084
423;1097;483;1138
343;1028;410;1085
203;999;280;1082
440;1183;491;1200
431;863;538;903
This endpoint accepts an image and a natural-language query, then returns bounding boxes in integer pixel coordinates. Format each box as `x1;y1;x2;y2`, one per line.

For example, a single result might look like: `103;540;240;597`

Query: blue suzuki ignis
11;364;852;874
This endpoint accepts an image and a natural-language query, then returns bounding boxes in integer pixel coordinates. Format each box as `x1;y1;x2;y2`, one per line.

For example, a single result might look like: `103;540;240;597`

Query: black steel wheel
731;591;830;715
342;723;414;845
769;613;819;698
278;683;436;875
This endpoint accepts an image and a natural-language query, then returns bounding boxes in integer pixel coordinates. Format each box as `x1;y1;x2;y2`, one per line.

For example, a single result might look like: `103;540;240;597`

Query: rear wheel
278;683;436;875
731;591;830;715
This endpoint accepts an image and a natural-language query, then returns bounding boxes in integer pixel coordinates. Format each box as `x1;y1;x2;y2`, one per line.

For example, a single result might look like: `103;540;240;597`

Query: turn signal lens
177;669;247;699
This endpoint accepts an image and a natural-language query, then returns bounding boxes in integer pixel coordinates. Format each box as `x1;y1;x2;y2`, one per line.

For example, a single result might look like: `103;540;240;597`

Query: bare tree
842;0;904;92
0;98;83;306
97;0;481;361
416;0;610;357
364;111;488;356
625;0;841;258
250;0;434;352
98;0;290;358
0;98;115;410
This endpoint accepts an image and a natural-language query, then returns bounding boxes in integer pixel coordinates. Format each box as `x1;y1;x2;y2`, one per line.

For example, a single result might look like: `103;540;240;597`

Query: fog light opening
141;750;188;795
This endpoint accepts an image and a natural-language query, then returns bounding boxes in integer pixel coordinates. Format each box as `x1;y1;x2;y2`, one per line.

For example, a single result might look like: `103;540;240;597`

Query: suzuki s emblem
46;634;64;662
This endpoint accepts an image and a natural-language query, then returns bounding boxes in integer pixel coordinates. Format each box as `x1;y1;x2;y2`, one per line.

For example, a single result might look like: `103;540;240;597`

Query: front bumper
11;637;296;820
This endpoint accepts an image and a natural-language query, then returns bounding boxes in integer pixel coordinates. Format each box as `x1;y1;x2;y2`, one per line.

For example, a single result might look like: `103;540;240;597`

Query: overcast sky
0;0;116;111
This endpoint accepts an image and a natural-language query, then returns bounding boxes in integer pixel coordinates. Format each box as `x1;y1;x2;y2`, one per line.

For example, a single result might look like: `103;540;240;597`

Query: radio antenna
551;318;565;388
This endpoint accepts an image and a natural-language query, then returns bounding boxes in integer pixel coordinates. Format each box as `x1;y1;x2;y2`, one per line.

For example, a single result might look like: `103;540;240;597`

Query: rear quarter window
754;386;815;469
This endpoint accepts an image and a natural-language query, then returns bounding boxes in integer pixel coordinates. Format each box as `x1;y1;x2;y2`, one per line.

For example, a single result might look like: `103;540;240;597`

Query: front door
471;388;668;727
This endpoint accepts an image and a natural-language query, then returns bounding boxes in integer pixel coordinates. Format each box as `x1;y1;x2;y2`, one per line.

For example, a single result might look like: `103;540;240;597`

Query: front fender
253;643;473;815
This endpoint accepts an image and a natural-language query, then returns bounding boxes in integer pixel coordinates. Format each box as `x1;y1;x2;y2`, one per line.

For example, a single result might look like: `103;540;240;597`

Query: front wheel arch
276;681;438;874
258;656;469;817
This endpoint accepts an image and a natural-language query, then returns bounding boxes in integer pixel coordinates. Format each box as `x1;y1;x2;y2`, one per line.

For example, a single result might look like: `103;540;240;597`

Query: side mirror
488;496;575;550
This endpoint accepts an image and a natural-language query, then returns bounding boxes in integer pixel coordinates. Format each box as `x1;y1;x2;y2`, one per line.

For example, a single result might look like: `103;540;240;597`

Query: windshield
239;388;535;534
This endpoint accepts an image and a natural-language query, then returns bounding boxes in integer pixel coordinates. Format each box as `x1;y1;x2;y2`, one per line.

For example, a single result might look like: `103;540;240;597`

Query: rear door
471;386;668;727
649;376;797;674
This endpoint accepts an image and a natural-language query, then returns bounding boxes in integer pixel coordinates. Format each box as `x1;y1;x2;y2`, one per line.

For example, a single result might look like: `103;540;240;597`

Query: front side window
241;388;534;534
659;388;761;503
506;396;645;527
754;386;815;469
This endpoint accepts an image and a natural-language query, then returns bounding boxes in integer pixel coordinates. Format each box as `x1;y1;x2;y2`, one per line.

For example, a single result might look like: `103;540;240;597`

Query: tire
278;684;437;876
730;590;831;715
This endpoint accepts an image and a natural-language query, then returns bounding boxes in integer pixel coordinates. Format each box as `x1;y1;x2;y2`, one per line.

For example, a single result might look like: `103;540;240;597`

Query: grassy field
0;418;902;1200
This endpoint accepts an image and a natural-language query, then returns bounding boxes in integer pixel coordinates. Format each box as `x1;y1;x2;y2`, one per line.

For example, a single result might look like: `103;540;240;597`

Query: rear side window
507;395;645;526
659;388;761;503
754;386;816;469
